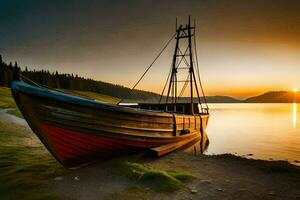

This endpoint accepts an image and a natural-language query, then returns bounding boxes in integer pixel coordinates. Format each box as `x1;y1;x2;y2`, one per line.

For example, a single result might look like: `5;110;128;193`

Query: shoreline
0;108;299;199
48;152;300;200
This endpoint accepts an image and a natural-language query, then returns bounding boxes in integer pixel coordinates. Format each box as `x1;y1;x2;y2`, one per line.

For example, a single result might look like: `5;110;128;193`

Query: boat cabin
137;103;200;115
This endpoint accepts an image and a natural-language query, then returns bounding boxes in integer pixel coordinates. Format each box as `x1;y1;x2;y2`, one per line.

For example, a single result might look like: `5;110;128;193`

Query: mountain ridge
243;91;300;103
1;55;299;103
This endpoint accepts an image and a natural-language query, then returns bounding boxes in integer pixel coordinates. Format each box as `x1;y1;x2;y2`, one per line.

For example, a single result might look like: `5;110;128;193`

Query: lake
205;103;300;165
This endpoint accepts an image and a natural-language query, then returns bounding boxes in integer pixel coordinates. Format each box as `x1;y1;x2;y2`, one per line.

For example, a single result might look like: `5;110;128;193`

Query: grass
0;86;118;119
0;117;66;199
7;108;23;118
0;87;193;197
0;86;66;199
59;89;119;104
0;86;119;110
115;161;194;192
0;86;119;199
0;87;16;109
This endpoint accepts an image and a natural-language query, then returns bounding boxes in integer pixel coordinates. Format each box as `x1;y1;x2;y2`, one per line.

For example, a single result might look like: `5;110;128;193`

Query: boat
11;17;210;168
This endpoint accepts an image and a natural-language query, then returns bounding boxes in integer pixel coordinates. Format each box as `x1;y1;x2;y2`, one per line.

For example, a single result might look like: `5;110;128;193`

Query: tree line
0;55;160;102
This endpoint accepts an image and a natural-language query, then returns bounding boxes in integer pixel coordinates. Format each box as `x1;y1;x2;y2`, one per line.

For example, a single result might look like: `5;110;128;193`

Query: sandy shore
48;152;300;200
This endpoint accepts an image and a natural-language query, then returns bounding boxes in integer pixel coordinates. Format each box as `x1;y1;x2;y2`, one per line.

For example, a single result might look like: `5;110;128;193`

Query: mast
165;25;182;105
187;16;194;115
164;16;201;115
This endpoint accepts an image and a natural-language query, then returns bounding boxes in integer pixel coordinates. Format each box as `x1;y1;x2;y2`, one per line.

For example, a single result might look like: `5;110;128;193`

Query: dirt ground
48;152;300;200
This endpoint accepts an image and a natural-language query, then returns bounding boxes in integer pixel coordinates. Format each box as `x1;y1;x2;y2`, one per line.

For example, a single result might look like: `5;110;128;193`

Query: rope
176;46;189;68
178;48;190;67
117;33;176;104
20;74;44;88
193;23;209;112
159;63;173;104
159;46;189;104
178;74;190;97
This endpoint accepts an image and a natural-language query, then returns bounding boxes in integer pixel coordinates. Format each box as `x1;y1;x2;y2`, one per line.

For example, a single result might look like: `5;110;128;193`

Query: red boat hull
41;124;171;167
11;81;209;168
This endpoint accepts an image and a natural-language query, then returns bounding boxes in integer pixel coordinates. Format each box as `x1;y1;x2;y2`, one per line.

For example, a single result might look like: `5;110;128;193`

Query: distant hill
122;96;241;104
0;55;242;104
3;55;298;104
167;96;241;104
203;96;241;103
244;91;300;103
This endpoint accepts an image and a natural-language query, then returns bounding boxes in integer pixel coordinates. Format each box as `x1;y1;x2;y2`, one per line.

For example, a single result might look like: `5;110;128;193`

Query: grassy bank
59;89;119;104
114;160;194;192
0;86;120;199
0;86;118;118
0;116;67;200
0;87;16;109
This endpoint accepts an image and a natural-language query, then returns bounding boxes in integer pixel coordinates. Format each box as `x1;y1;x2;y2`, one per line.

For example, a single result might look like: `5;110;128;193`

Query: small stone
217;188;223;192
246;154;253;156
74;176;80;181
144;187;151;191
190;189;198;194
54;176;63;181
268;191;275;196
200;179;211;184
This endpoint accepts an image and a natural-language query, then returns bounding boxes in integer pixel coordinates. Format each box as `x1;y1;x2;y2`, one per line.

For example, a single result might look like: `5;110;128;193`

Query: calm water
205;103;300;165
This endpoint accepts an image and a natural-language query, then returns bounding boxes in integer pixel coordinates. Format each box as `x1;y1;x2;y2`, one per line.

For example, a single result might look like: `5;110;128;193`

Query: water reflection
293;103;297;128
204;103;300;166
182;131;209;155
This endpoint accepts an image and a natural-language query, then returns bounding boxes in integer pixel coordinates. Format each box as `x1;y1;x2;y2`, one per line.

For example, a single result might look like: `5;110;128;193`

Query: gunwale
11;81;174;117
11;80;209;168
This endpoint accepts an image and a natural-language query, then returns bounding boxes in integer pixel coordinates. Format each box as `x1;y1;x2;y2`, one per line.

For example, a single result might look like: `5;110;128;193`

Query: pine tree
13;62;20;81
0;55;3;85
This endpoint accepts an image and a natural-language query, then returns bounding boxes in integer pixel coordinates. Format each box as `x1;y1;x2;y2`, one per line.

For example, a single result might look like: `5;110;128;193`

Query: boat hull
11;81;209;168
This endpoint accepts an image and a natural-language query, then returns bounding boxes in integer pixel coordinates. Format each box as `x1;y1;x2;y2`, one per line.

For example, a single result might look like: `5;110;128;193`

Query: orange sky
1;0;300;99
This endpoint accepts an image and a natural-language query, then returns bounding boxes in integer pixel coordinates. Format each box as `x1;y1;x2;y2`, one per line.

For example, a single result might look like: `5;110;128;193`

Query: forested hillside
0;55;242;103
0;55;160;102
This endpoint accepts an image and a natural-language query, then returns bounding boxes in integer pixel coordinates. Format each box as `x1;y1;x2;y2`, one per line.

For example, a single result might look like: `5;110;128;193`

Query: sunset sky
1;0;300;99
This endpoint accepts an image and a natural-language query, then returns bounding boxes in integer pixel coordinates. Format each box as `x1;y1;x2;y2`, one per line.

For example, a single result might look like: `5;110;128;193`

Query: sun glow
293;103;297;128
293;88;298;93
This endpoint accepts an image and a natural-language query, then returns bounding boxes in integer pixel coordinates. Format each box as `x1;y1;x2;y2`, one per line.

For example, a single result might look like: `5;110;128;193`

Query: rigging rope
178;74;190;97
20;74;43;88
176;46;189;68
193;22;209;112
159;46;189;103
117;33;176;105
178;48;190;67
158;63;172;104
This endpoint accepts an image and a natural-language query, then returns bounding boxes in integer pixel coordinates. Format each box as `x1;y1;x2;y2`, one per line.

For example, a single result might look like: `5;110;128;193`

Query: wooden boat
11;17;210;168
